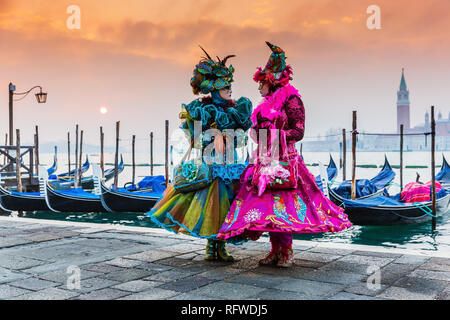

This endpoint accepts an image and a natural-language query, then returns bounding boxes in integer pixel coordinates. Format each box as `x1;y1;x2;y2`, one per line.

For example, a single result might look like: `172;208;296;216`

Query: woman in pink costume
217;42;352;267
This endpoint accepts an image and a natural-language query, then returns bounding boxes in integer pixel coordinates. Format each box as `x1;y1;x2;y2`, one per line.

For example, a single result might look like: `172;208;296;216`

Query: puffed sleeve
283;95;305;143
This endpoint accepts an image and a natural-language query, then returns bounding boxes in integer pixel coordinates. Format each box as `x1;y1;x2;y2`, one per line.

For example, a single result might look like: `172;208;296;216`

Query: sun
100;107;108;114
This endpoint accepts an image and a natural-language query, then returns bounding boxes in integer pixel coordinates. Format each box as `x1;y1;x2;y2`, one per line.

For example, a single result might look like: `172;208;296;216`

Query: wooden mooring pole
3;134;7;165
34;126;39;176
431;106;437;230
165;120;169;184
150;132;154;176
342;128;346;181
78;130;84;186
75;125;79;187
400;124;404;191
114;121;120;189
100;127;104;178
67;132;71;179
132;135;136;186
15;129;22;192
351;111;357;200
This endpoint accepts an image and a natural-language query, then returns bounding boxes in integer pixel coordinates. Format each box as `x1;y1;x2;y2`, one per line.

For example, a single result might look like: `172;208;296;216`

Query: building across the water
301;69;450;152
397;68;450;136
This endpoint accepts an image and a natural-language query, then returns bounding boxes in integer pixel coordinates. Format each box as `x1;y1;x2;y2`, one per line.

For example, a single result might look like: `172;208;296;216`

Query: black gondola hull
0;195;49;212
46;186;108;213
342;193;450;226
100;183;159;213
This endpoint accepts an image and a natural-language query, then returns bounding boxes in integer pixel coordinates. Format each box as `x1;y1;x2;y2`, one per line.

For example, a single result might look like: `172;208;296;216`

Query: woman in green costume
147;47;252;261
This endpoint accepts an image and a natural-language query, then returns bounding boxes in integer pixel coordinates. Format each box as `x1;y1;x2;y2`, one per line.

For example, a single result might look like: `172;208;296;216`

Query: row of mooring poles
66;125;84;189
91;123;159;191
7;121;163;193
346;107;437;230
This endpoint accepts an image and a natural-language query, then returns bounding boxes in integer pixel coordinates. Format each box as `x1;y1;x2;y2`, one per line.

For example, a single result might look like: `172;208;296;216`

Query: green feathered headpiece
190;46;235;95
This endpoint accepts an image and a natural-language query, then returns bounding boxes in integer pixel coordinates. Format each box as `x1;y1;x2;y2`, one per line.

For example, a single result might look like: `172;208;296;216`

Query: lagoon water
9;151;450;254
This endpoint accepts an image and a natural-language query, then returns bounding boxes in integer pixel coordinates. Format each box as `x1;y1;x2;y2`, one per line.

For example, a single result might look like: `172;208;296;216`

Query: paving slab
343;281;388;297
224;272;286;289
36;268;102;284
394;254;430;265
144;269;198;283
124;250;178;262
9;287;80;300
76;288;130;300
248;288;310;300
418;261;450;272
61;277;120;293
294;251;342;263
189;282;266;300
112;280;161;292
0;267;29;284
392;276;448;297
158;275;216;293
360;262;418;285
376;286;436;300
328;292;376;300
409;269;450;282
274;278;345;298
104;257;144;268
8;277;58;291
118;287;179;300
197;267;246;281
0;254;48;270
98;268;155;282
297;268;366;286
336;254;394;268
0;284;32;299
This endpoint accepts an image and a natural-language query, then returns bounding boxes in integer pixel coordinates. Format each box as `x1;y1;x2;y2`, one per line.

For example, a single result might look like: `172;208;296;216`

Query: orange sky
1;0;450;152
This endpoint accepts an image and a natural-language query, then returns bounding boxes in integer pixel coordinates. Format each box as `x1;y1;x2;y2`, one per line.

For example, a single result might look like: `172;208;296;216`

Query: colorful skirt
148;178;239;239
217;156;353;242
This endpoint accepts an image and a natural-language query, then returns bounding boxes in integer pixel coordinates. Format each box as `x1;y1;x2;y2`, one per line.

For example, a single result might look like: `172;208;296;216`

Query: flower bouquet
254;159;297;196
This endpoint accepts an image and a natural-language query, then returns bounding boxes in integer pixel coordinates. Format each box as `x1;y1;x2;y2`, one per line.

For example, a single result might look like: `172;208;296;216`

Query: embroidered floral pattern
244;209;262;223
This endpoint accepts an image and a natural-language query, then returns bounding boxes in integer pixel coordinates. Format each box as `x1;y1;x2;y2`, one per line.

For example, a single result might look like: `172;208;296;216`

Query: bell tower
397;68;410;133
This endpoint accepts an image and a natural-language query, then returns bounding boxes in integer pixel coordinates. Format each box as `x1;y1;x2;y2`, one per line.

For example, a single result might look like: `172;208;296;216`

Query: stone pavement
0;216;449;300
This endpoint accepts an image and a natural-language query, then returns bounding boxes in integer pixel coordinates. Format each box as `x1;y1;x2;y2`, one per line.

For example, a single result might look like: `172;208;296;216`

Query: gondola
436;155;450;189
328;155;396;207
99;175;166;213
49;155;124;190
46;146;58;176
0;184;49;212
45;182;107;213
52;155;90;179
340;187;450;226
315;154;338;192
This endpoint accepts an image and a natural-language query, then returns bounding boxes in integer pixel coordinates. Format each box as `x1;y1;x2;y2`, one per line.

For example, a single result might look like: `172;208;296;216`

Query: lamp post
8;82;47;145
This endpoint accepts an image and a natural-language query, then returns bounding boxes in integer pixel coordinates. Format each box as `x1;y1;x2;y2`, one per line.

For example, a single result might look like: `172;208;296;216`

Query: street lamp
8;82;47;145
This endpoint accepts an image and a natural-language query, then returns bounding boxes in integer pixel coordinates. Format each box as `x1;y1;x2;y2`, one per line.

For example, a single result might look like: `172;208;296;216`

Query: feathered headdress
190;46;236;95
253;42;293;86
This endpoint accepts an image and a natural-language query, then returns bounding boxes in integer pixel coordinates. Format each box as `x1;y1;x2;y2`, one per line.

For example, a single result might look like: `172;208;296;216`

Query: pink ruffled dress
217;84;352;242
